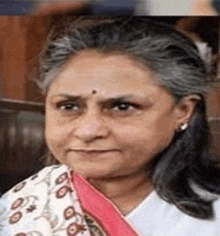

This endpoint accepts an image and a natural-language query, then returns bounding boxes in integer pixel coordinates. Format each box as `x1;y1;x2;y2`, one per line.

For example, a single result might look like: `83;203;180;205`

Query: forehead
47;50;164;97
62;50;152;76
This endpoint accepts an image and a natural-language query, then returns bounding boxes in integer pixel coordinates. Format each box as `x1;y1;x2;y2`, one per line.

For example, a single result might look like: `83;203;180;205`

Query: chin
65;157;123;179
71;165;118;180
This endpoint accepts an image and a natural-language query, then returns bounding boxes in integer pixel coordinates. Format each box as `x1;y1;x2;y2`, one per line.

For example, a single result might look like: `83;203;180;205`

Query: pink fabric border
72;173;140;236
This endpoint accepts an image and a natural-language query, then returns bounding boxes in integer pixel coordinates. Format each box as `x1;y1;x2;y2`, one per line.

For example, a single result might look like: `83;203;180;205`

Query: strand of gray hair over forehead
38;17;207;101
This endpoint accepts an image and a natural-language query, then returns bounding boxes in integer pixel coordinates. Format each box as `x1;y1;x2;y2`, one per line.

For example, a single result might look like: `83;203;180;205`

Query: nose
73;110;110;142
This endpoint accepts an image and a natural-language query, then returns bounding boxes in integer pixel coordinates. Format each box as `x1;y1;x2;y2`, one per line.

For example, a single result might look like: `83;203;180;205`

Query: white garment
127;191;220;236
1;164;220;236
0;165;92;236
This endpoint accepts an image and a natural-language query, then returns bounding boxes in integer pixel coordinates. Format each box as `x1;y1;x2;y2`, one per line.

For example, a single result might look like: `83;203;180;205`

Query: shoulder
0;164;70;219
1;164;68;198
128;192;220;235
0;165;87;235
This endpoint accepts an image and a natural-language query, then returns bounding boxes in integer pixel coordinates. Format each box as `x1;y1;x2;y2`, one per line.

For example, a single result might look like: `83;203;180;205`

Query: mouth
69;149;120;158
71;149;118;153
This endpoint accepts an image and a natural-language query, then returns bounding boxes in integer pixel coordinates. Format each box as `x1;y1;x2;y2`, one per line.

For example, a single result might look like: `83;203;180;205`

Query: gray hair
37;17;207;101
38;17;220;220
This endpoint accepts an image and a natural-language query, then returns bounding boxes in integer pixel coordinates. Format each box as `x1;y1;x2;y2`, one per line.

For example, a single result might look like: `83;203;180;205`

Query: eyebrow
56;94;82;100
53;94;137;103
100;96;136;104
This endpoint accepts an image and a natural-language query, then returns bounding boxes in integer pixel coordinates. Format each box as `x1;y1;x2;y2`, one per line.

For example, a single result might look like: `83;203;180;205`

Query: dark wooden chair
0;99;47;195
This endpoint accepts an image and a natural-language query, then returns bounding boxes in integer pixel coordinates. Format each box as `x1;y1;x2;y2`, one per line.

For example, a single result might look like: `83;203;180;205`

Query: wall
0;16;51;101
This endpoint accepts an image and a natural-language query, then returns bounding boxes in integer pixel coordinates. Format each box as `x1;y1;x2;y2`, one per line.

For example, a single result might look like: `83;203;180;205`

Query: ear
174;95;201;130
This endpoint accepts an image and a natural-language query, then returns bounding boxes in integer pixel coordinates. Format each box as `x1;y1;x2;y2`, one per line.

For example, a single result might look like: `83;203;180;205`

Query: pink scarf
73;173;140;236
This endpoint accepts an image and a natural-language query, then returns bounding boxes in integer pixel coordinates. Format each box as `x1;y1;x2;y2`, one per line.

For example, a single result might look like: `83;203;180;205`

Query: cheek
115;119;175;157
45;112;69;161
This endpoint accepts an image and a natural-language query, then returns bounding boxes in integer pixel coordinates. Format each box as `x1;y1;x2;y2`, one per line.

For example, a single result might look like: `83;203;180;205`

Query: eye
113;103;132;111
56;101;81;112
111;102;140;113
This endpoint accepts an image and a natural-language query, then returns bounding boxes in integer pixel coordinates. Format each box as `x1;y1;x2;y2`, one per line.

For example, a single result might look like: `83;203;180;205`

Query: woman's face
45;51;186;179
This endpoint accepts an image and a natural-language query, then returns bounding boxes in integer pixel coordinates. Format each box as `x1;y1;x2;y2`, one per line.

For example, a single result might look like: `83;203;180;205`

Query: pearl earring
180;123;188;131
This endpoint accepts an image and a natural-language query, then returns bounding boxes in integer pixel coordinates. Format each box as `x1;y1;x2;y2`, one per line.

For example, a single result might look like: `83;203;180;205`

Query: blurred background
0;0;220;16
0;1;220;195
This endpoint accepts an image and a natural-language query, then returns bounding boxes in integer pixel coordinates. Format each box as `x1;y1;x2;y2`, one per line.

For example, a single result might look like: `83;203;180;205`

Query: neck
87;171;154;215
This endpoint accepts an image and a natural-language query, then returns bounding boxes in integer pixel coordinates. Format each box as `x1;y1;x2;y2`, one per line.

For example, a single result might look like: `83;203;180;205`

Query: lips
69;149;120;158
72;149;118;152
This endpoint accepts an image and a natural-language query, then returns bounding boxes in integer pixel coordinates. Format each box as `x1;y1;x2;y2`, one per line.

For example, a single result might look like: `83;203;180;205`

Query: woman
0;17;220;236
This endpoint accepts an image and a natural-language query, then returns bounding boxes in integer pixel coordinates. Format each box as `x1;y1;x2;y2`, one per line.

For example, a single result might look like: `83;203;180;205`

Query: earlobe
175;95;201;130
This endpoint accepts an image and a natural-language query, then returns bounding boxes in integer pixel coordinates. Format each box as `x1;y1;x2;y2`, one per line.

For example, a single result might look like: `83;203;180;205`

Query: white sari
1;164;220;236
